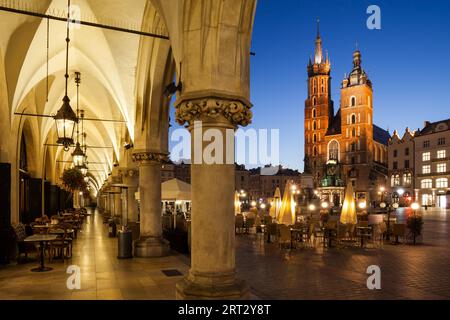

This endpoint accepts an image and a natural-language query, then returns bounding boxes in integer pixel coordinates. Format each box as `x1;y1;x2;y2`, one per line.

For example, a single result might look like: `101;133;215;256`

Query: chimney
424;121;430;128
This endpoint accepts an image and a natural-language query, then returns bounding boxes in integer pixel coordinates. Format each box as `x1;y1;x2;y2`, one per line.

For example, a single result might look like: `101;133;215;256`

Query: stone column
114;189;122;219
132;151;170;257
175;97;252;300
123;169;139;224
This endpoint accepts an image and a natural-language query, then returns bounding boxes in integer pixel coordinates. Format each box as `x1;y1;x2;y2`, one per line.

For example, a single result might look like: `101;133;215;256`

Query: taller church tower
304;20;334;182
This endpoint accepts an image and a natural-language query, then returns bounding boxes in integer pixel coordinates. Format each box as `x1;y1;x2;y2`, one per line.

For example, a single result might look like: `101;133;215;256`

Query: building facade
304;25;389;204
387;128;415;206
414;120;450;208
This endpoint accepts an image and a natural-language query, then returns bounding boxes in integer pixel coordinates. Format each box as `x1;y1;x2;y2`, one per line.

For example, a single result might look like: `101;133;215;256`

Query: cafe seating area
11;208;88;264
235;211;416;250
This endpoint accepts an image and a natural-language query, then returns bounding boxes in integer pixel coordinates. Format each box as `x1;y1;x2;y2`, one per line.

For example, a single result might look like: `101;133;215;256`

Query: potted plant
61;168;87;193
406;215;423;245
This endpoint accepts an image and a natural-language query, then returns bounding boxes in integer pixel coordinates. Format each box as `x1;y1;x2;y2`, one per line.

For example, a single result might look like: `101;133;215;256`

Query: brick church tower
304;20;334;182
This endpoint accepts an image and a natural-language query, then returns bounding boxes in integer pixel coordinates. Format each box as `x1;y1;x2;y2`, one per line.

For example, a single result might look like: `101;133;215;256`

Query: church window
351;114;356;124
312;108;316;117
312;97;316;106
313;134;317;143
313;121;317;130
350;96;356;107
328;140;339;161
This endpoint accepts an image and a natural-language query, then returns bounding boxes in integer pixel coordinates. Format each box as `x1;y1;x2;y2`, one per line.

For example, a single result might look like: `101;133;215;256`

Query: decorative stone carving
132;151;169;164
175;98;252;127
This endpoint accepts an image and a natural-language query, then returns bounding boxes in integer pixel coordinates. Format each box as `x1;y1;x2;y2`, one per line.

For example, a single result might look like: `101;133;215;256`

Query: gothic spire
314;19;323;64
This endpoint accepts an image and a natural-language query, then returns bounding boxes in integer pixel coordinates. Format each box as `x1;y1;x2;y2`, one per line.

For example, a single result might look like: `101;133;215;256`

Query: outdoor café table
290;226;308;248
24;234;57;272
48;228;74;237
323;227;337;248
356;226;372;248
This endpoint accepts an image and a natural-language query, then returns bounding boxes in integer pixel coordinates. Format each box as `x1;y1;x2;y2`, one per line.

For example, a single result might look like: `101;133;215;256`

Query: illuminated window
421;179;432;188
403;173;412;186
437;150;446;159
436;178;448;188
328;140;339;161
391;174;400;187
437;163;446;173
422;152;430;161
422;165;431;174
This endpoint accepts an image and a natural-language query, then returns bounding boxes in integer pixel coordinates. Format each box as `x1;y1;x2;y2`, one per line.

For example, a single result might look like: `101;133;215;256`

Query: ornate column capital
175;96;252;127
132;151;169;165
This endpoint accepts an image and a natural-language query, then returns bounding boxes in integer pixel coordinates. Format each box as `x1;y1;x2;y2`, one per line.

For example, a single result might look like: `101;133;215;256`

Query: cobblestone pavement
236;208;450;299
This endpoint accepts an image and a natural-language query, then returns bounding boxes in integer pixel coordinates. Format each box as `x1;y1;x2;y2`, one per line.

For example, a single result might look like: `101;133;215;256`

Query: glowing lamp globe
411;203;420;211
358;201;367;209
54;96;78;151
72;143;85;167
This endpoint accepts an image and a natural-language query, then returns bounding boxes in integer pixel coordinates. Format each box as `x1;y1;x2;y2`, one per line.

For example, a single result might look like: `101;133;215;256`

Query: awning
161;178;191;201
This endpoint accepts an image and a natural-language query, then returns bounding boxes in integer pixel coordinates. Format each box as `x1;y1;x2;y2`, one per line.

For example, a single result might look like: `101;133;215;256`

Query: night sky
170;0;450;171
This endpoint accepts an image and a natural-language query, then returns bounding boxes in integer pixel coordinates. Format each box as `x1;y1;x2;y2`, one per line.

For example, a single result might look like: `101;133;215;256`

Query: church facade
304;25;389;205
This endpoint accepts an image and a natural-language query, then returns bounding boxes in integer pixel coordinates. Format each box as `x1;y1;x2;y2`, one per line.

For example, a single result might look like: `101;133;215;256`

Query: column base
176;271;250;300
134;236;170;257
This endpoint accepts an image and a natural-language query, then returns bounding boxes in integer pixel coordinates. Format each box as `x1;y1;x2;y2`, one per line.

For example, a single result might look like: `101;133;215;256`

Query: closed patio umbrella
234;191;241;215
277;181;296;225
269;187;282;220
340;181;357;225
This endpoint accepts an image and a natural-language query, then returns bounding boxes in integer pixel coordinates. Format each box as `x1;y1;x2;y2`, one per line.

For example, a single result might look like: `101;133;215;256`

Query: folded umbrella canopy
277;181;296;225
269;187;282;220
340;181;357;225
234;191;241;215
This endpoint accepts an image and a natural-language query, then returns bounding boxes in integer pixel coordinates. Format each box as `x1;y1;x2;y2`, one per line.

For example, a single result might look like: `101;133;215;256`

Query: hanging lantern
54;96;78;151
53;0;78;152
72;142;85;167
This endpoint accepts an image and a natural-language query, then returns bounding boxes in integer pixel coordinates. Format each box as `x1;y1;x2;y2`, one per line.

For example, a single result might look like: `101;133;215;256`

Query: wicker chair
12;223;37;260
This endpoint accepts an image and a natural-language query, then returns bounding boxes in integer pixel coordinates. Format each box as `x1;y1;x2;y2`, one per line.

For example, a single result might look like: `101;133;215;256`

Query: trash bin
108;219;117;237
117;227;133;259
